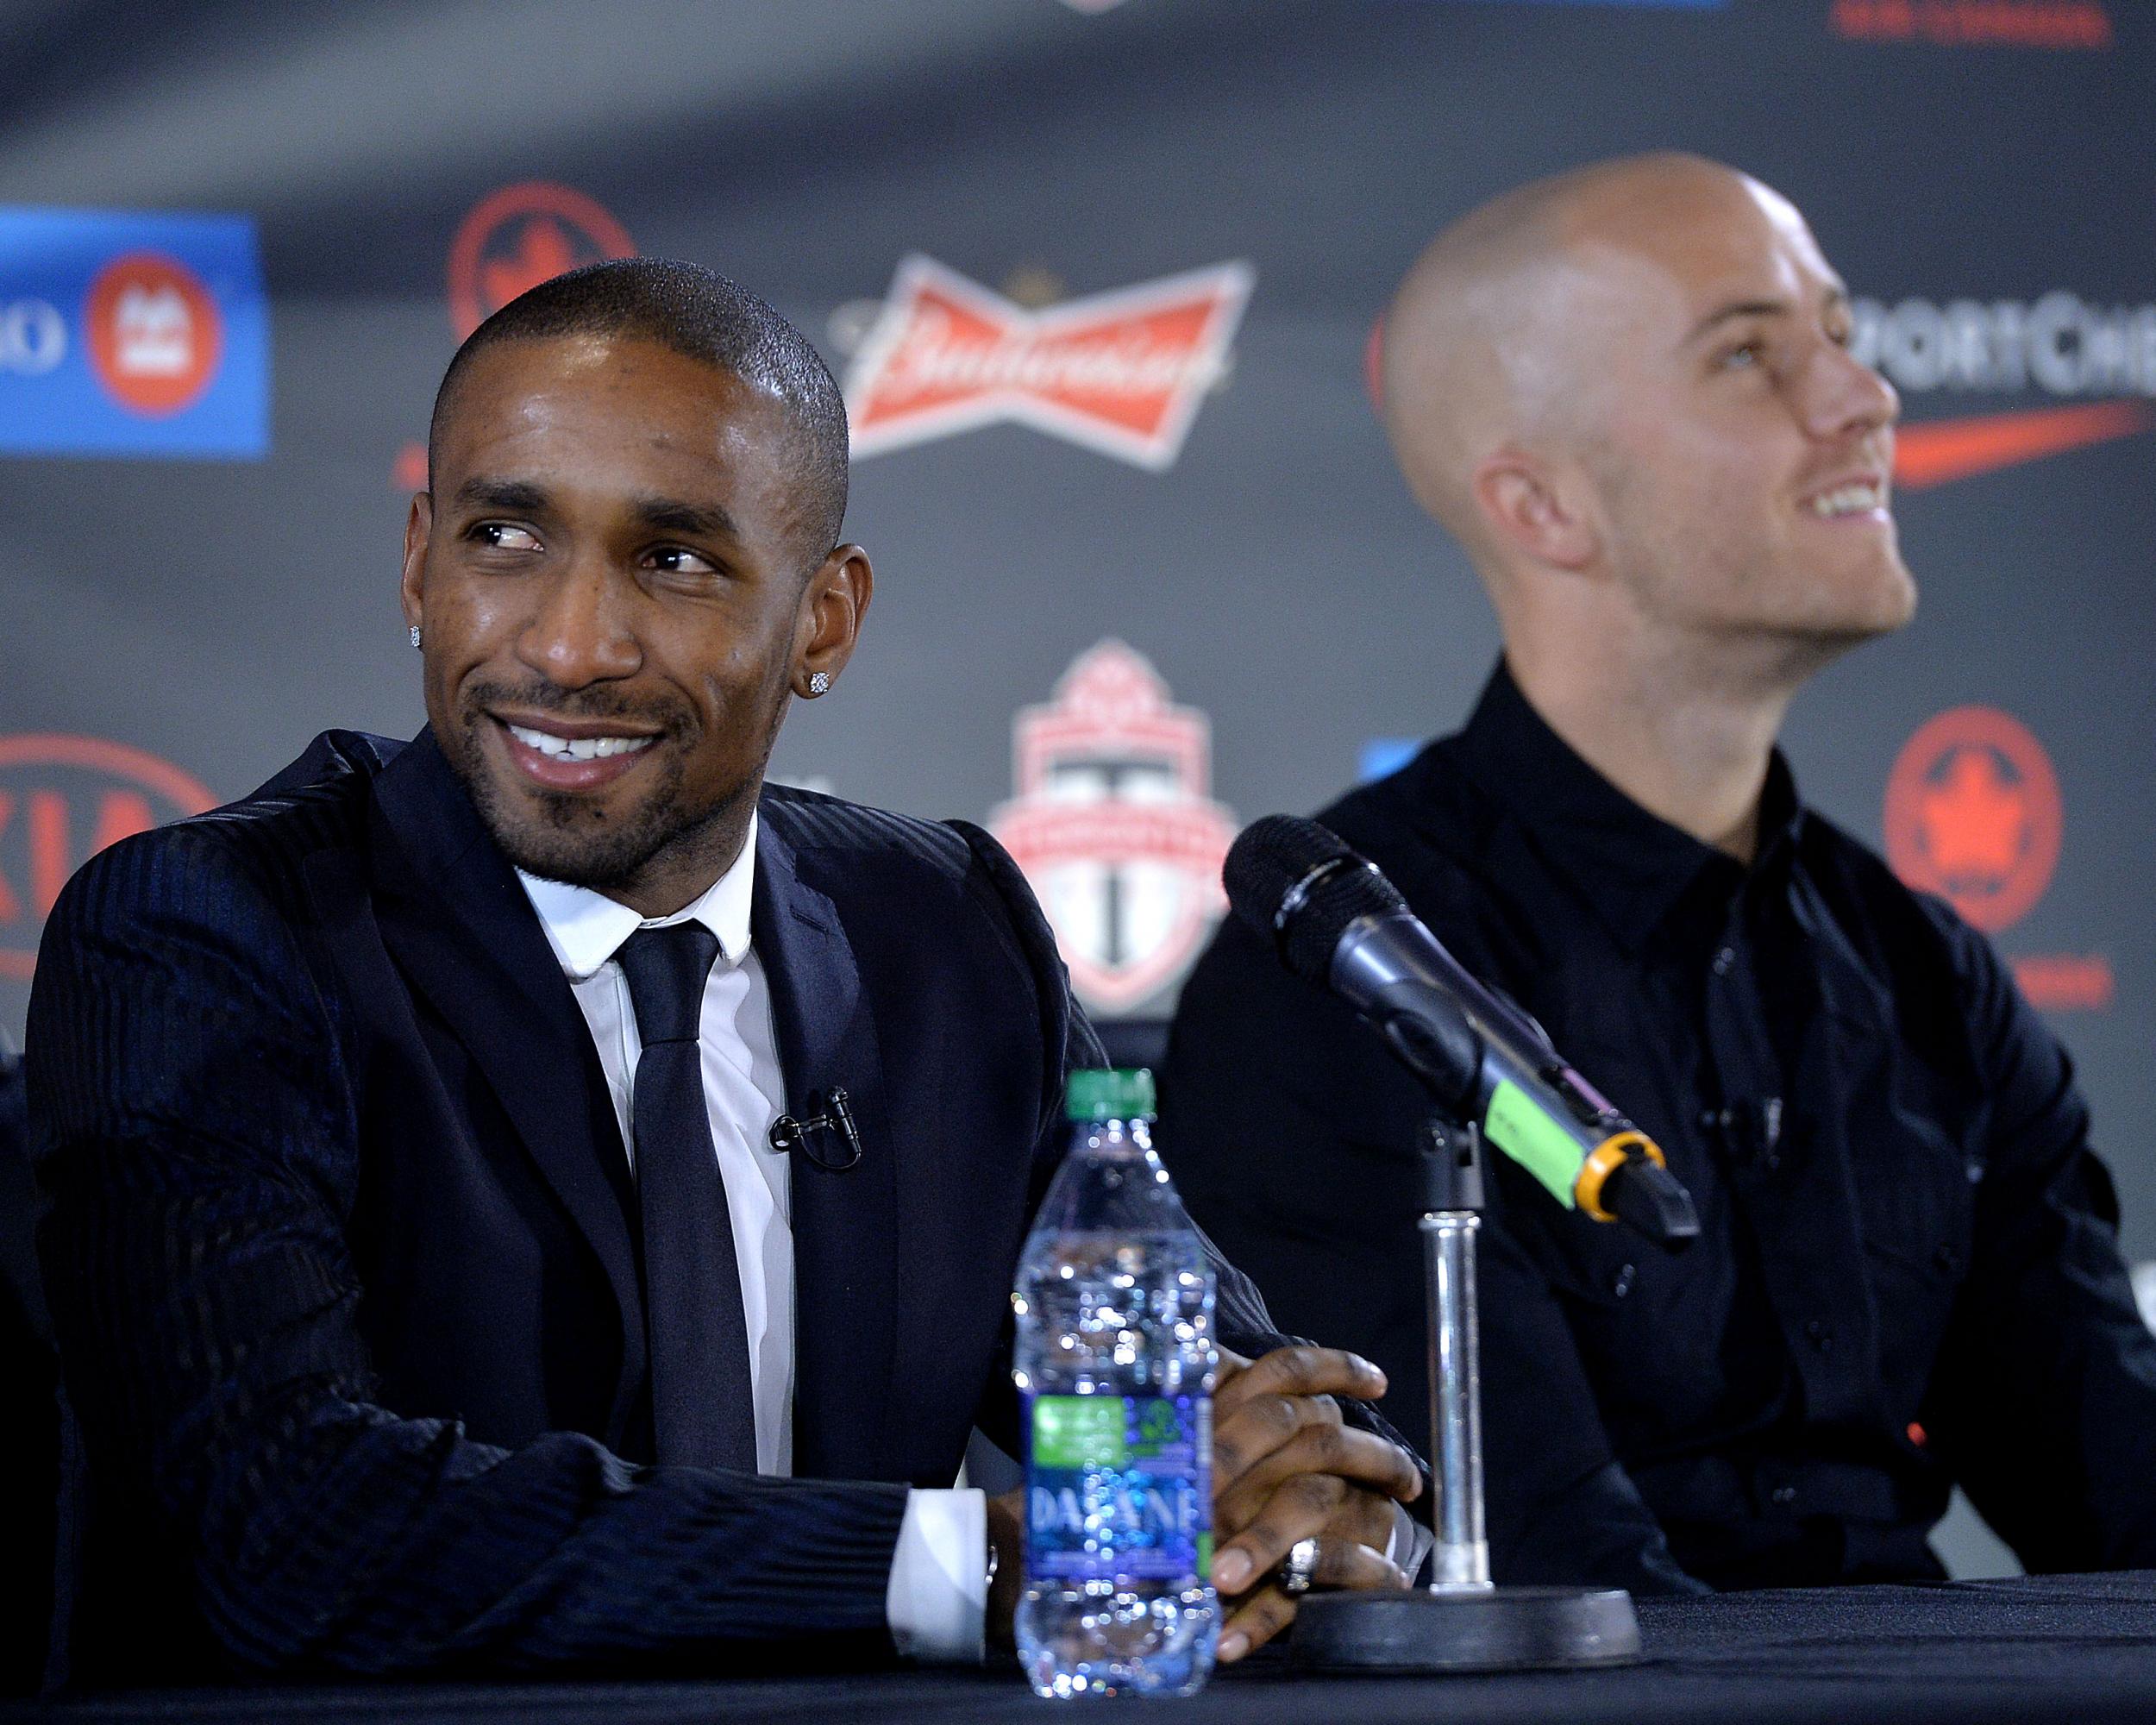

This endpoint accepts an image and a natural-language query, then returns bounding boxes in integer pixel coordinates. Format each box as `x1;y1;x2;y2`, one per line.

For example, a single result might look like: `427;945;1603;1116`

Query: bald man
1161;154;2156;1594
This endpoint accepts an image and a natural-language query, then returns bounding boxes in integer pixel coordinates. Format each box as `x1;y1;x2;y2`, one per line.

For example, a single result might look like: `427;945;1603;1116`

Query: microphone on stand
1223;815;1697;1248
1222;812;1664;1673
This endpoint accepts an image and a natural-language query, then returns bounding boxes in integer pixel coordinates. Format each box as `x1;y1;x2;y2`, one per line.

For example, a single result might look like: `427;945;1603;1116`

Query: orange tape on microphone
1572;1130;1666;1224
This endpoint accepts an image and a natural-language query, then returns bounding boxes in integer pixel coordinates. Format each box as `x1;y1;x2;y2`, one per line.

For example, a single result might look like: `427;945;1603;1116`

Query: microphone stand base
1286;1585;1642;1673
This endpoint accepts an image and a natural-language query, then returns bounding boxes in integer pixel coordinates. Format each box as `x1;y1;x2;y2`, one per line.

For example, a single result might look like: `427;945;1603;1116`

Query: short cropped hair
428;258;849;566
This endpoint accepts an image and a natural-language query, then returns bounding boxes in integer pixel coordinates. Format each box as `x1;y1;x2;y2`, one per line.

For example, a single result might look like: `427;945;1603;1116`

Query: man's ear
1472;447;1602;574
791;543;874;698
399;490;434;630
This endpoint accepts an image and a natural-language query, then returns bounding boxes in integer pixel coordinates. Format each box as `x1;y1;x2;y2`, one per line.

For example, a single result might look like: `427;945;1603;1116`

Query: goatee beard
447;682;717;891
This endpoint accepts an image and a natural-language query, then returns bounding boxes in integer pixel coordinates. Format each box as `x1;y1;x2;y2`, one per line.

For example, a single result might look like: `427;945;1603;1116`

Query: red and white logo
844;255;1253;471
0;735;217;982
1883;706;2112;1011
1830;0;2114;50
85;253;222;416
992;642;1238;1013
447;182;636;340
1884;706;2061;934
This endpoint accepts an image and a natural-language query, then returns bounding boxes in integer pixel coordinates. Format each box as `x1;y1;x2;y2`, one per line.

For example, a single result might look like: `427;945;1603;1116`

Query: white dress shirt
516;812;985;1661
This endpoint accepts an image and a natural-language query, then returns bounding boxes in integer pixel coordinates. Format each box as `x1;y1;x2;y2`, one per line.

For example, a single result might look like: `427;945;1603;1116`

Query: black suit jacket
28;730;1325;1684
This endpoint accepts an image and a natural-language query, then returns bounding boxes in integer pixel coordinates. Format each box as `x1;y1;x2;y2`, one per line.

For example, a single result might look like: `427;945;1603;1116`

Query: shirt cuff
887;1487;987;1663
1388;1499;1436;1583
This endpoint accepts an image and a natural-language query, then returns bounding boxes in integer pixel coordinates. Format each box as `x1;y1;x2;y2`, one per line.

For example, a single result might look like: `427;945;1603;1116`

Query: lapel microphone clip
768;1087;863;1171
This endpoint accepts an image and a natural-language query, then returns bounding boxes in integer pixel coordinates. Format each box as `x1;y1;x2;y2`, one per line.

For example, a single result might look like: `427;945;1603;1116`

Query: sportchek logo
1852;292;2156;487
843;255;1252;470
1855;294;2156;397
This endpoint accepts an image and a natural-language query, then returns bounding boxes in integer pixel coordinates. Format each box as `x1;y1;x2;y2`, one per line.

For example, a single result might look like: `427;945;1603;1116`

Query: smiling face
401;332;868;913
1576;171;1915;652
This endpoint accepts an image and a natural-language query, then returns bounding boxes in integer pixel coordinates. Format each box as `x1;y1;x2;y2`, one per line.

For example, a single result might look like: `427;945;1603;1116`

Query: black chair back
0;1036;58;1696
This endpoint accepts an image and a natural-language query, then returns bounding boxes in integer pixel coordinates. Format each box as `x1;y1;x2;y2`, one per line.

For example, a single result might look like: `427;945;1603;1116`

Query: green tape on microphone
1482;1077;1582;1209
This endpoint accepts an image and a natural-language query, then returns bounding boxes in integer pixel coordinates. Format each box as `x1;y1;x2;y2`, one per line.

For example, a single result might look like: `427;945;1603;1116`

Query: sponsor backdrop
0;0;2147;1570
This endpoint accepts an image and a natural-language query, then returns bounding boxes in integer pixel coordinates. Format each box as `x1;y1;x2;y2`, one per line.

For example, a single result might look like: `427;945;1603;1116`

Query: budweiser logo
843;255;1253;470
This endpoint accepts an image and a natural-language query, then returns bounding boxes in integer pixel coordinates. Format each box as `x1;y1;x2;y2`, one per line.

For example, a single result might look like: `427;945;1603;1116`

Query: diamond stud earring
409;624;423;649
807;671;830;695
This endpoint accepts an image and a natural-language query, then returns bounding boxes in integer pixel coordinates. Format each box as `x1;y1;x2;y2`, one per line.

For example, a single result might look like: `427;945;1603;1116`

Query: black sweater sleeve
1918;903;2156;1571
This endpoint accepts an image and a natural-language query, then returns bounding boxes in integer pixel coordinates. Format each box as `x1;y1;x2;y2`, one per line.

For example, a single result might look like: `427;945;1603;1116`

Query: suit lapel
367;730;648;1443
754;809;899;1481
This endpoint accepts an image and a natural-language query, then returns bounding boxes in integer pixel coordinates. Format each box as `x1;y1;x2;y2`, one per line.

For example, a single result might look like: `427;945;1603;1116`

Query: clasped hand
987;1345;1422;1664
1206;1345;1421;1660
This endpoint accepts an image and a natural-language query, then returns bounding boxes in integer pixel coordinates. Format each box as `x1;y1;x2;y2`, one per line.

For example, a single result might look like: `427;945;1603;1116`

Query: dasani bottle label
1025;1392;1212;1584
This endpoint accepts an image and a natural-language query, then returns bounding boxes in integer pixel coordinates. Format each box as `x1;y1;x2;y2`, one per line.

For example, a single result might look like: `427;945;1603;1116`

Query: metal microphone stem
1417;1113;1492;1590
1421;1205;1492;1591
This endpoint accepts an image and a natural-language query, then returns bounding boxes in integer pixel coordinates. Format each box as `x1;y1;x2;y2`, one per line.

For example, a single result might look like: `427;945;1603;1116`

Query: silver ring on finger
1278;1536;1319;1596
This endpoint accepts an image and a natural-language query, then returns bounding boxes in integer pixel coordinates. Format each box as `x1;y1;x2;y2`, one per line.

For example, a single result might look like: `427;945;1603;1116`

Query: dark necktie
614;923;759;1471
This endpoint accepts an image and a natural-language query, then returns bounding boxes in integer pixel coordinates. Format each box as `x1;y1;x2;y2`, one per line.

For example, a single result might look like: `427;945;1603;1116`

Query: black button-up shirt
1162;662;2156;1592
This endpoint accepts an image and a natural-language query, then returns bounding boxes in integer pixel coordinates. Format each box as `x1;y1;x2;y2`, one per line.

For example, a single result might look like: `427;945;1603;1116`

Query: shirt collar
517;810;759;982
1443;660;1803;952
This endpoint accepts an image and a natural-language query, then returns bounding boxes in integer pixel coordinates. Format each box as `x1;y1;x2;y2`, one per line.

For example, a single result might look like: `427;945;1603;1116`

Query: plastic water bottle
1012;1068;1218;1699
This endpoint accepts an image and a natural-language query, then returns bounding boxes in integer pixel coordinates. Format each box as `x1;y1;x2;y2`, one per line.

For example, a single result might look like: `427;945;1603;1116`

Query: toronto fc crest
991;642;1239;1014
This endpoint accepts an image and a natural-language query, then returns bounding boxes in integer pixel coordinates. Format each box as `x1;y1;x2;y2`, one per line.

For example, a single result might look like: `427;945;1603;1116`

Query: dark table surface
16;1571;2156;1724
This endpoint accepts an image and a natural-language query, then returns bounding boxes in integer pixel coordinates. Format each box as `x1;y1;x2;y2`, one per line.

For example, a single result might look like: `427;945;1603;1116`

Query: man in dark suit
28;260;1420;1686
1163;155;2156;1593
